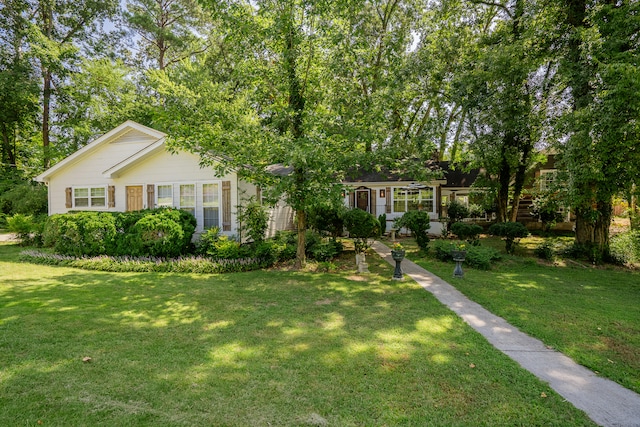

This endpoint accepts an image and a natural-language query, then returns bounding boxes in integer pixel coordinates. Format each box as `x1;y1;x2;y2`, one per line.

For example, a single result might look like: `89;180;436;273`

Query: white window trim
539;169;557;191
178;183;196;208
156;183;174;208
392;186;436;214
72;185;108;209
202;182;222;230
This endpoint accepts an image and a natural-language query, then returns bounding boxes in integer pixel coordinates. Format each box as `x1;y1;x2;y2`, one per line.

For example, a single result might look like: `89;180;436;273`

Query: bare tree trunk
42;69;51;169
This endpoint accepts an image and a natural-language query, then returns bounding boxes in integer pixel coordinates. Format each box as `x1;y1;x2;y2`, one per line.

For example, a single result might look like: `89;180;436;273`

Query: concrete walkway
372;241;640;427
0;233;17;242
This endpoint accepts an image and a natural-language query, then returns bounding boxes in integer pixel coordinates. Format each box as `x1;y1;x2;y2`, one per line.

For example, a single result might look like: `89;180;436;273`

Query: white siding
45;140;243;235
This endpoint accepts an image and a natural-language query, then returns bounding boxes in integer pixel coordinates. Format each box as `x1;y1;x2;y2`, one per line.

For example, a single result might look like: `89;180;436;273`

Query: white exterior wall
344;182;444;236
44;142;243;236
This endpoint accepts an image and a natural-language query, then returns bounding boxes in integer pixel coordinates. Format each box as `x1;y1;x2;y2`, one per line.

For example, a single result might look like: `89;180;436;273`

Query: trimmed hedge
42;208;196;257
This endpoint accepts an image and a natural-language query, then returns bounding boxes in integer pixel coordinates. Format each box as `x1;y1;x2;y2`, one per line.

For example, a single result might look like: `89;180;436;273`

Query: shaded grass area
397;236;640;395
0;243;595;426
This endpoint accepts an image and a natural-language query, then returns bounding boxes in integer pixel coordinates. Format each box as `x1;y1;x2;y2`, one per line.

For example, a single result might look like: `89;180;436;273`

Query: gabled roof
101;137;166;178
34;121;166;182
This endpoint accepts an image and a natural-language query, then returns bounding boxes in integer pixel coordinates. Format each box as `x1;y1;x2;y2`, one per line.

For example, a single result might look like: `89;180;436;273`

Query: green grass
398;235;640;395
0;242;595;426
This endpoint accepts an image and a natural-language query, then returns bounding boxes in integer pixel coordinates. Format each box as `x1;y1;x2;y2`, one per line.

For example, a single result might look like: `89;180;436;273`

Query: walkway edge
372;241;640;427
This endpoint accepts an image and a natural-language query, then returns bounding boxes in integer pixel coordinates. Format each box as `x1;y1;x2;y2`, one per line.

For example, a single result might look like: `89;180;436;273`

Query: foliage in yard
432;239;501;270
343;208;380;253
0;243;598;426
5;213;45;246
446;199;469;228
306;203;346;239
609;230;640;265
450;222;483;246
237;198;269;243
42;208;196;258
19;250;272;274
394;210;431;250
489;222;529;254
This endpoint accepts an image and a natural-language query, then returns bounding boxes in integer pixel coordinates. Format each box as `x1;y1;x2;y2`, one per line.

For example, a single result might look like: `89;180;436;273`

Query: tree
557;0;640;261
124;0;210;70
157;1;425;268
454;0;553;222
0;0;40;171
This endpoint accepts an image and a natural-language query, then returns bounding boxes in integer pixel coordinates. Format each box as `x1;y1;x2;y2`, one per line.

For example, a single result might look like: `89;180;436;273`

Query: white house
35;120;294;237
342;167;448;235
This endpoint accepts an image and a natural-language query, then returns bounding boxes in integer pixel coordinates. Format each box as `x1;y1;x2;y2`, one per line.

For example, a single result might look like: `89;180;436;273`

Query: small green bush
534;241;555;261
308;239;343;262
447;200;469;226
343;208;380;253
378;213;387;235
394;210;431;250
43;212;117;256
464;245;501;270
432;239;500;269
488;222;529;254
307;203;346;238
450;222;483;246
609;231;640;265
6;213;45;246
238;199;269;243
195;227;221;255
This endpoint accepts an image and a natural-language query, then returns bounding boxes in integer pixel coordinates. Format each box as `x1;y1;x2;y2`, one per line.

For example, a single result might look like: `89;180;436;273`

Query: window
203;183;220;229
179;184;196;216
393;187;434;213
74;187;106;208
157;185;173;207
540;170;557;191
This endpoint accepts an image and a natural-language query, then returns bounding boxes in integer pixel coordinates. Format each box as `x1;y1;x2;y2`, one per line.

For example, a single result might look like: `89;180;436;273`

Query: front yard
0;242;595;426
398;235;640;395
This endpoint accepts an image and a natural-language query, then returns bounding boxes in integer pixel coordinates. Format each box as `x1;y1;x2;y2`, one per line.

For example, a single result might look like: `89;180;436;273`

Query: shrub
609;231;640;265
43;208;196;258
195;227;221;255
529;193;564;232
447;200;469;227
432;239;500;269
343;208;379;253
468;203;486;219
6;213;45;246
207;235;243;260
489;222;529;254
43;212;117;256
378;213;387;235
307;203;346;238
308;239;343;262
465;245;501;270
394;210;431;250
450;222;483;246
130;210;187;258
534;241;555;261
433;240;457;262
238;199;268;243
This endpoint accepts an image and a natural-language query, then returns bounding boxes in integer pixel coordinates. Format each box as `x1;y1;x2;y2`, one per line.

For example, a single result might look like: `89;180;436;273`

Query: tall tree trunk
284;10;307;269
496;154;511;223
509;141;532;222
1;122;17;166
41;1;53;170
574;199;612;262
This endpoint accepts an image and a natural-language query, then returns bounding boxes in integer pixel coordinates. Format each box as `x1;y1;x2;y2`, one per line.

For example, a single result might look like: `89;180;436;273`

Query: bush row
432;240;501;270
42;208;196;258
19;250;273;274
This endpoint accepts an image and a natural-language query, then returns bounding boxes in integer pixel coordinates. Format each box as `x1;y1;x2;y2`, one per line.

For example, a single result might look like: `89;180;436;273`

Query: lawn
0;242;595;426
397;235;640;395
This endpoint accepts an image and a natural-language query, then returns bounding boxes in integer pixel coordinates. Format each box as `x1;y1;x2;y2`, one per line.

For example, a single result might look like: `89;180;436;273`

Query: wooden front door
356;189;370;212
126;186;143;212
